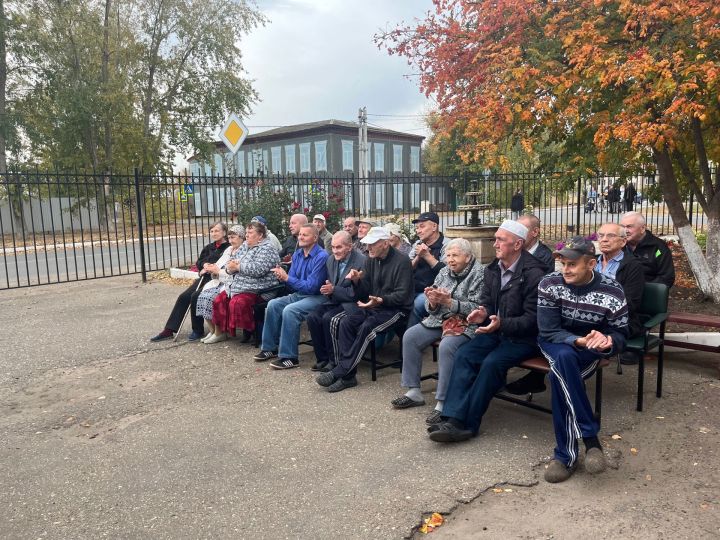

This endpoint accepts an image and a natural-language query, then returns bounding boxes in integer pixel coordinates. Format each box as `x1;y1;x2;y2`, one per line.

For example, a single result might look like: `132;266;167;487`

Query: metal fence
0;168;708;289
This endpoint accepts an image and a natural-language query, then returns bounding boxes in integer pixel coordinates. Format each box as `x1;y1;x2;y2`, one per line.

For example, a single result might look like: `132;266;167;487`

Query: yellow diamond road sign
220;113;249;154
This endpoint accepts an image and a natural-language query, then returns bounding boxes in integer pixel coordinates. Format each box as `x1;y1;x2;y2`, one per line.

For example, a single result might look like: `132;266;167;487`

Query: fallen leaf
492;488;504;493
504;488;513;493
630;448;638;455
611;434;622;440
646;474;652;481
419;512;444;534
699;427;710;434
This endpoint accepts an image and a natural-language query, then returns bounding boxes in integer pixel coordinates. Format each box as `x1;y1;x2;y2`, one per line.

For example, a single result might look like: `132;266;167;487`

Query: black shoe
187;331;204;341
316;371;337;387
327;376;358;393
311;361;328;372
505;372;547;395
239;330;253;343
428;422;474;443
269;357;299;370
319;362;334;373
150;330;173;342
253;350;278;362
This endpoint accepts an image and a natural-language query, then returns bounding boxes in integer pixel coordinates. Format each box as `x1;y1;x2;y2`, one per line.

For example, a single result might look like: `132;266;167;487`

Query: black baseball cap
553;236;596;260
412;212;440;224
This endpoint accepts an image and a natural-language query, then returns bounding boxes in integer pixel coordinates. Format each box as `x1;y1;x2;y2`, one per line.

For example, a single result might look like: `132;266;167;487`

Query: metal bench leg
657;341;665;398
637;354;644;412
595;367;603;424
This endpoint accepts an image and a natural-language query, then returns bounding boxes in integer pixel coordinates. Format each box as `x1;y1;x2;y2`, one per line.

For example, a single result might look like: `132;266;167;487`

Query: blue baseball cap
251;215;267;225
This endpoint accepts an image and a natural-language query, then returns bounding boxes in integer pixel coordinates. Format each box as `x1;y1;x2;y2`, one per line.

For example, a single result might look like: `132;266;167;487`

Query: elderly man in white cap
427;220;547;443
313;213;333;254
315;226;414;392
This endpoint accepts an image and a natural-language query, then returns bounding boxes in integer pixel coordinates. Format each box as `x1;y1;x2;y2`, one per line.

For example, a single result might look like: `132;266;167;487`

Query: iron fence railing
0;168;708;289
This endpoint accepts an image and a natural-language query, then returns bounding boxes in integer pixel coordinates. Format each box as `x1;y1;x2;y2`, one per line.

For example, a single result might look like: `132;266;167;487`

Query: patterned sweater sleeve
537;274;578;345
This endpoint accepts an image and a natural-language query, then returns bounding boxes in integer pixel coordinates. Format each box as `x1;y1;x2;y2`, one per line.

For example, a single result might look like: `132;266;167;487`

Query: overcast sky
238;0;434;138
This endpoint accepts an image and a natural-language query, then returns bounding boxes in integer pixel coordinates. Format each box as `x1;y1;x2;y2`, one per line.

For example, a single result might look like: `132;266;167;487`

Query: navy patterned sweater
537;271;629;355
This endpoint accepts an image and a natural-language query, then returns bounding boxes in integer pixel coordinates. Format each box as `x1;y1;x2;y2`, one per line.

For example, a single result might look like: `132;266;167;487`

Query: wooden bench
666;312;720;378
495;356;610;422
429;343;609;422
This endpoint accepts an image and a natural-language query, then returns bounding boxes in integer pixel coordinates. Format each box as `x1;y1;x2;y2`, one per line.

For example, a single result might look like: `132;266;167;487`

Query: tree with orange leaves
379;0;720;301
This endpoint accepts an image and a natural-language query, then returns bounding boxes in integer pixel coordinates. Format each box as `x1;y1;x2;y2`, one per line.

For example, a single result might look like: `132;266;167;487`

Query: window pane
236;150;246;176
315;141;327;172
214;153;223;174
374;143;384;172
410;146;420;173
271;147;281;174
375;182;385;209
393;184;403;210
285;145;296;173
263;149;270;174
393;145;403;172
410;183;420;209
342;140;353;171
299;143;311;173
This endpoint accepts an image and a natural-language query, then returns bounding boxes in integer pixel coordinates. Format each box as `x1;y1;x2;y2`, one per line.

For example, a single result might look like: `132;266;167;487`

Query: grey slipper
391;395;425;409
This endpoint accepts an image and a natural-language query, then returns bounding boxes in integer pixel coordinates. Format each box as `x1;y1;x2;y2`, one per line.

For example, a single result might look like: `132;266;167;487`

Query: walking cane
173;274;207;342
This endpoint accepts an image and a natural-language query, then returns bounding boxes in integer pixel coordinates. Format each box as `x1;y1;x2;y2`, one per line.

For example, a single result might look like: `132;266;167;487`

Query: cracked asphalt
1;275;718;538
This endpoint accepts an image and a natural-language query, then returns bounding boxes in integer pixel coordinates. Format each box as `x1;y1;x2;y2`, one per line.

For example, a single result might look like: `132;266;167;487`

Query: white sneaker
200;333;213;343
204;333;228;344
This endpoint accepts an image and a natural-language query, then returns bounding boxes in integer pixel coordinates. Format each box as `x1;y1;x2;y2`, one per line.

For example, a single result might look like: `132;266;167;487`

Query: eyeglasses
597;233;623;239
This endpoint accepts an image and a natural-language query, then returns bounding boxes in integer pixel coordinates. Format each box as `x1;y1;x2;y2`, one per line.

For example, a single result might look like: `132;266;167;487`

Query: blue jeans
261;293;327;359
443;333;539;433
406;292;428;328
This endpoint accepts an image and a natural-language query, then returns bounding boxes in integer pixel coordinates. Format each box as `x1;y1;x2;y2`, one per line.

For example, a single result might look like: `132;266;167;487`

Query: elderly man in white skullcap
427;220;547;443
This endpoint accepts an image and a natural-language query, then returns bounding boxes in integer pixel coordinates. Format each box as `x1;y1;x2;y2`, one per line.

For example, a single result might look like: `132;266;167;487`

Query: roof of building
242;119;424;143
187;119;424;163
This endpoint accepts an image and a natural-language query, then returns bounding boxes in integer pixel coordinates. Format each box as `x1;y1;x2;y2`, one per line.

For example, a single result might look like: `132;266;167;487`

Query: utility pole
358;106;368;215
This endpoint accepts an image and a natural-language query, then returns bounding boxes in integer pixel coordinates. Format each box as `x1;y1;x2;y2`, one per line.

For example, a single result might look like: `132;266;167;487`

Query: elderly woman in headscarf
195;224;246;340
384;222;412;256
390;238;484;424
203;220;281;344
150;221;229;342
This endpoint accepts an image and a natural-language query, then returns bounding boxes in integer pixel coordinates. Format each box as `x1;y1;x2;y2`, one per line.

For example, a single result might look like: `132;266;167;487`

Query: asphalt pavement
1;275;718;539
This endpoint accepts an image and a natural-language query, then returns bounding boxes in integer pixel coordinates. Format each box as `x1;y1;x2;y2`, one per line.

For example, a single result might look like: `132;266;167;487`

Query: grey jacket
423;257;485;339
228;239;281;297
325;248;367;305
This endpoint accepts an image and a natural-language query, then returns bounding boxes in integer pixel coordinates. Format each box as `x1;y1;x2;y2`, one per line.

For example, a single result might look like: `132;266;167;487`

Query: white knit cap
498;220;528;241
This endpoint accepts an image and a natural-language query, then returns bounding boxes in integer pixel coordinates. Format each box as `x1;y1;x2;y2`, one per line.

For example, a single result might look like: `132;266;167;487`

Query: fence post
688;190;694;227
134;167;147;282
576;176;583;235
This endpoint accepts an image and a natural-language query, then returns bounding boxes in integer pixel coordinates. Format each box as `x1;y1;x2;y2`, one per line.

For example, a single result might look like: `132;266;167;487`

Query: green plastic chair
622;282;669;412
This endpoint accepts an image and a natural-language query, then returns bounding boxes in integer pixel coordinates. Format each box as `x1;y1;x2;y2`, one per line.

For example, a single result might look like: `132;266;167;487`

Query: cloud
238;0;433;137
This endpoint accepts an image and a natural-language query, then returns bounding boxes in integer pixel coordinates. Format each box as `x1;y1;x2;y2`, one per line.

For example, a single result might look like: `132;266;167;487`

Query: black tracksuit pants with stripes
331;303;405;379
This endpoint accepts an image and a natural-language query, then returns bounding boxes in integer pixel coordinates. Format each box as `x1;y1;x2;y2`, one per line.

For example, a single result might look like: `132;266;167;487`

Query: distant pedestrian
624;182;637;212
510;188;524;219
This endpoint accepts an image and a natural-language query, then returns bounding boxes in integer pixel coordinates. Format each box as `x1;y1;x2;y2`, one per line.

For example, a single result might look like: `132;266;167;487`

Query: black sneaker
150;330;174;342
310;361;328;372
253;350;278;362
327;376;358;393
269;357;299;370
